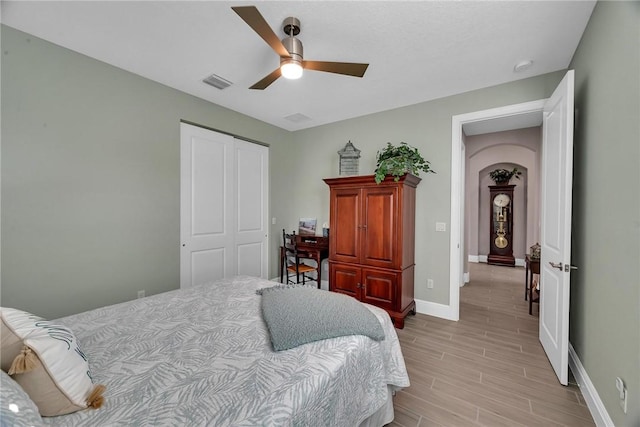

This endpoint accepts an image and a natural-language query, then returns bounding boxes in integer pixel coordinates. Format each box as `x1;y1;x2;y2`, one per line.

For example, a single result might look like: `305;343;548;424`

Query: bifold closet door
233;139;269;278
180;123;268;288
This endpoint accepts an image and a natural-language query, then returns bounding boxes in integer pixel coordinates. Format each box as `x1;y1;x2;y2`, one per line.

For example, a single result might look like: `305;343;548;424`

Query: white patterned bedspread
46;276;409;426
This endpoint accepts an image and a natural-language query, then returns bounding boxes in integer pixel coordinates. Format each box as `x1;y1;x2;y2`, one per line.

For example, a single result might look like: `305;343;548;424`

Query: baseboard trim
569;342;614;427
468;255;525;266
415;298;457;321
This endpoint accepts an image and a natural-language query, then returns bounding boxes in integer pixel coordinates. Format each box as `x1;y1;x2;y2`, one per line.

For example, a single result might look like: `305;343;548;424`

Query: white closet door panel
181;123;234;288
237;146;264;231
191;248;225;285
234;139;269;279
191;138;226;235
237;242;263;277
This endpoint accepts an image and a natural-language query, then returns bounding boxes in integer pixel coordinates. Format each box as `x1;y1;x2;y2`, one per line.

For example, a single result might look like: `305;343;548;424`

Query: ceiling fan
232;6;369;90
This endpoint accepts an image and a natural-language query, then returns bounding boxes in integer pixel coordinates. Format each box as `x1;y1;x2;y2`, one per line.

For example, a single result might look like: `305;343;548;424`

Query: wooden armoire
323;173;420;328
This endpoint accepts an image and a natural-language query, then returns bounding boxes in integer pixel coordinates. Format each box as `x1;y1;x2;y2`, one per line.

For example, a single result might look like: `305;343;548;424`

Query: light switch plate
436;222;447;232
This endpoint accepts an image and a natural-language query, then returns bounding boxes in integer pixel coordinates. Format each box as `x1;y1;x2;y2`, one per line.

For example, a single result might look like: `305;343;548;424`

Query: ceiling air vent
284;113;311;123
203;74;232;90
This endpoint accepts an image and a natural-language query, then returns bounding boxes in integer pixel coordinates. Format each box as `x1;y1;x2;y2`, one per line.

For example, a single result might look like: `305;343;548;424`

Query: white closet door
234;139;269;278
180;123;268;288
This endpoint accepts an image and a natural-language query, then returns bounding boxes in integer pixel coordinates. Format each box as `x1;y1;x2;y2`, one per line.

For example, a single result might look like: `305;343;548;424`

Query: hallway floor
389;262;595;426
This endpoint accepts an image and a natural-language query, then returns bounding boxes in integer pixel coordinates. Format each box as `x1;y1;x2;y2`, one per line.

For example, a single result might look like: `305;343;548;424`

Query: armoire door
361;267;397;311
329;187;361;264
180;123;268;288
329;263;362;299
361;186;398;269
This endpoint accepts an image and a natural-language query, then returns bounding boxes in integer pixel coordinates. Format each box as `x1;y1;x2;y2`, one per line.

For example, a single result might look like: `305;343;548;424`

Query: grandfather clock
488;185;516;266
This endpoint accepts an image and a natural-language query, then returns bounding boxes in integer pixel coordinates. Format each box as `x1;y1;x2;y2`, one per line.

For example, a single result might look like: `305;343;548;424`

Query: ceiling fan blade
302;61;369;77
232;6;290;58
249;68;282;90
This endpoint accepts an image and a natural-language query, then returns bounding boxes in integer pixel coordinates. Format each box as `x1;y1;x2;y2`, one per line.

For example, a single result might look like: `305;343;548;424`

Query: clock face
493;193;511;207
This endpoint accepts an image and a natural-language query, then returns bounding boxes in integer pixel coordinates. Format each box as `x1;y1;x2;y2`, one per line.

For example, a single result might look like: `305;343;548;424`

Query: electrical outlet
137;290;145;299
616;377;628;413
427;279;434;289
271;217;276;225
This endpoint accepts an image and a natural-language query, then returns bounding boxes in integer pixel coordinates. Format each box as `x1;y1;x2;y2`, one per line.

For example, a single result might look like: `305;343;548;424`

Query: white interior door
180;123;268;288
539;70;574;385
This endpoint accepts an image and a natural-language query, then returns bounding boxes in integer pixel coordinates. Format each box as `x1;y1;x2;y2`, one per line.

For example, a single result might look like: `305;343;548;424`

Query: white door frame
449;99;546;321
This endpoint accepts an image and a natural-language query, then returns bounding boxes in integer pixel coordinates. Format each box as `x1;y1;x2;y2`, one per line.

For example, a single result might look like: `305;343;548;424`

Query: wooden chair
530;277;540;315
282;229;317;285
525;254;541;315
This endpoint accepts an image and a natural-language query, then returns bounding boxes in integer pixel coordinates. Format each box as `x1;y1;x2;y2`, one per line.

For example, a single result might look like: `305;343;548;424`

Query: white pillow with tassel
0;307;105;416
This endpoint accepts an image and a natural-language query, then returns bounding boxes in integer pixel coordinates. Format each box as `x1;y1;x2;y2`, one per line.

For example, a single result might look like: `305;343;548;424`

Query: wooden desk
525;254;540;315
280;235;329;288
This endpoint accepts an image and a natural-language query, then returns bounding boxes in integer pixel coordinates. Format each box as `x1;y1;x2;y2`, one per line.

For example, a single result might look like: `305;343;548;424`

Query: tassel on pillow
8;345;39;375
86;384;106;409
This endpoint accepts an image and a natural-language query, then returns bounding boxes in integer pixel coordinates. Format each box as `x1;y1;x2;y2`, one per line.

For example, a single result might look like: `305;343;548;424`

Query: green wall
0;23;564;314
3;4;639;424
568;2;640;426
1;25;292;319
287;72;564;305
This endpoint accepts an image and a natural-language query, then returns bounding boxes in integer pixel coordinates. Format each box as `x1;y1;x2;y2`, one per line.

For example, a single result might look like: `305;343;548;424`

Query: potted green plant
489;167;522;185
374;142;435;184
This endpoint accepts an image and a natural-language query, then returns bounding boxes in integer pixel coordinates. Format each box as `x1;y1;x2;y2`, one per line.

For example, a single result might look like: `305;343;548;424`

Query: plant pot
493;180;510;186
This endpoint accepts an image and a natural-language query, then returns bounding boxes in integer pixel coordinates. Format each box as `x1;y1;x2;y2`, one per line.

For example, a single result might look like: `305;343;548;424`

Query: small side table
525;254;540;314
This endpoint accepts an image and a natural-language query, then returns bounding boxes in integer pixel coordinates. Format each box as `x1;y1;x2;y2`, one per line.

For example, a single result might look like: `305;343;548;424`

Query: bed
2;276;410;426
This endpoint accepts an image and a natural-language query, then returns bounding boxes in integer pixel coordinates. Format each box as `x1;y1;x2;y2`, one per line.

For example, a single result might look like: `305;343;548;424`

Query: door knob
564;264;578;272
549;261;563;270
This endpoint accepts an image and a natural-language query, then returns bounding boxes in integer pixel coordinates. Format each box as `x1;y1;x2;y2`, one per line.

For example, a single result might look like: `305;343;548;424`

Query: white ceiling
1;1;595;132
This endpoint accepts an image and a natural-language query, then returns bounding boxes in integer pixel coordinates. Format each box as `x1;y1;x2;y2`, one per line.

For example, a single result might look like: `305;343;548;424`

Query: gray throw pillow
259;285;385;351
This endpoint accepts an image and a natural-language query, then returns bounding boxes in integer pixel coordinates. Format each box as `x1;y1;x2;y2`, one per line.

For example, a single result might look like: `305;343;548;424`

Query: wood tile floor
390;262;595;427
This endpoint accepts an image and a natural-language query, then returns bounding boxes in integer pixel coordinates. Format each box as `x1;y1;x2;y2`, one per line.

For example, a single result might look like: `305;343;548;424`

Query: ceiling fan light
281;60;303;80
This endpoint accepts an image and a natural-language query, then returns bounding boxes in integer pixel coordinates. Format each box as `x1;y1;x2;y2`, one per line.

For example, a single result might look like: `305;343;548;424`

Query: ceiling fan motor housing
282;36;303;62
281;16;303;65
